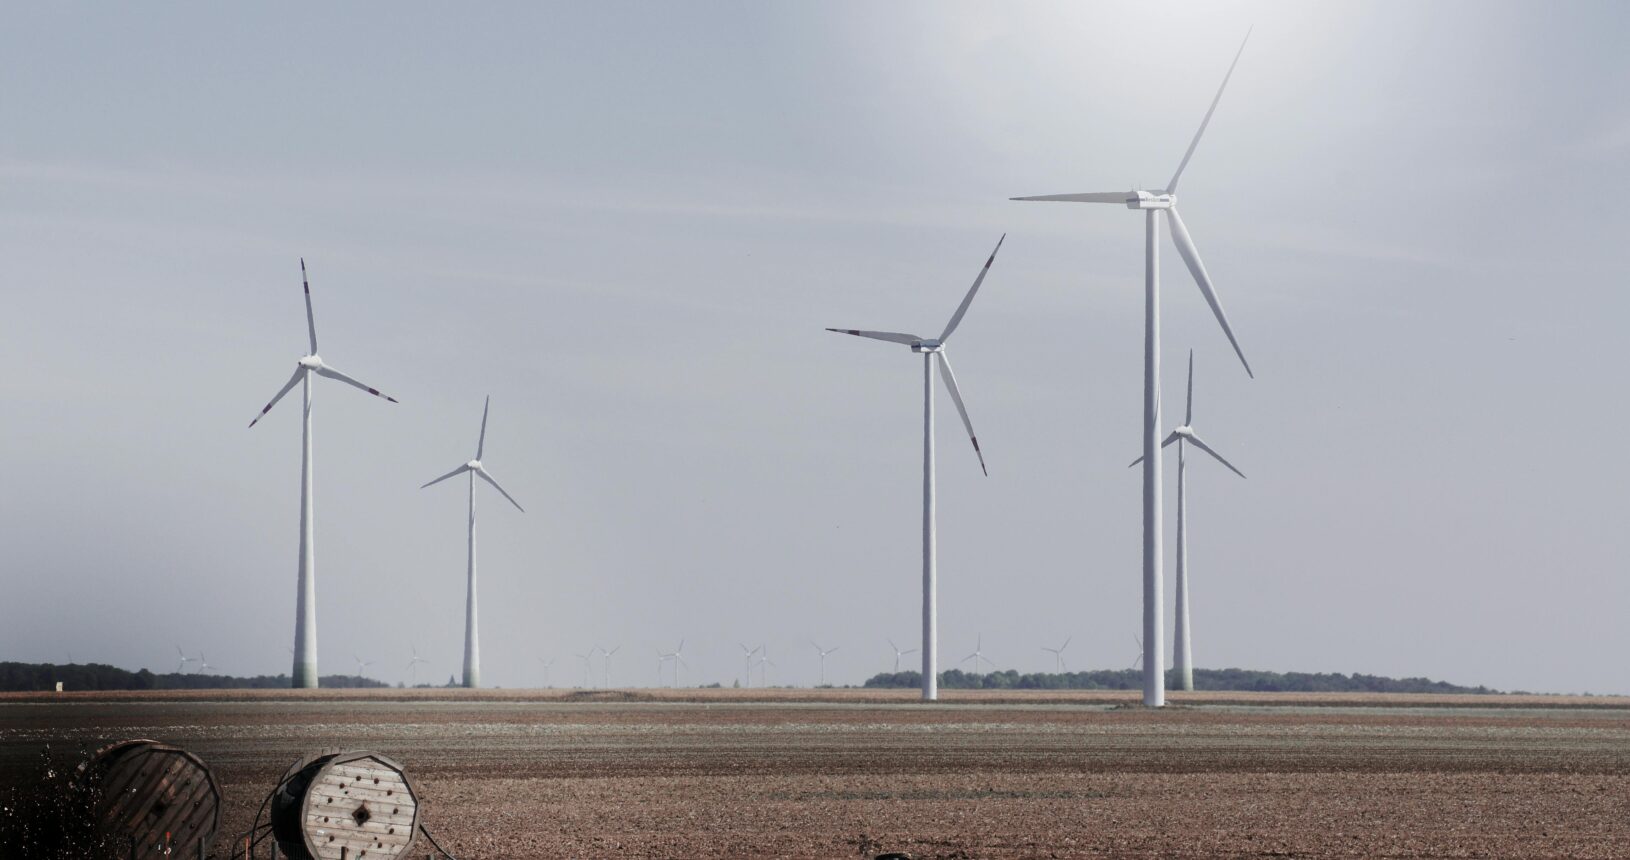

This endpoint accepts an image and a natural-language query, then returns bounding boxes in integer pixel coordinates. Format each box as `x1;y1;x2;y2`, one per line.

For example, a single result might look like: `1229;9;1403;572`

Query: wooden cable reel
271;749;420;860
83;738;222;859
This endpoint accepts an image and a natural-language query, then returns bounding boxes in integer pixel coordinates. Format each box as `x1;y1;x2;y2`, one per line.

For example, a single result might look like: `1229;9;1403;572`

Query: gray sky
2;1;1627;694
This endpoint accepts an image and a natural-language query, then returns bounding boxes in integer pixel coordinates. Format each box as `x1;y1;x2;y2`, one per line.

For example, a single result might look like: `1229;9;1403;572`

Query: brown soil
3;689;1627;858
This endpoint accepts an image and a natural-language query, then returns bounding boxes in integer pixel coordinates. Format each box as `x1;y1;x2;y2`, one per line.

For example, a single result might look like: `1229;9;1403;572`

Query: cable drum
82;738;221;859
270;749;421;860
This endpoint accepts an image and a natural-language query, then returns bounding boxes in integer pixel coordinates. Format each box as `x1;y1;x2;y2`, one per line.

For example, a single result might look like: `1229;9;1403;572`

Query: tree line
0;662;391;692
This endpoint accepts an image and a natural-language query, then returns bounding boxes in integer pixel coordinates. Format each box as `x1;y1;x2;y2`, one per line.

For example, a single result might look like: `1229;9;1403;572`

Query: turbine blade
476;395;490;460
936;351;987;475
1184;431;1247;479
475;465;524;514
301;258;318;355
314;365;400;403
1010;191;1131;204
421;464;471;489
248;368;305;428
940;234;1005;342
824;329;922;345
1186;350;1195;426
1166;207;1252;377
1165;28;1251;194
1162;430;1181;449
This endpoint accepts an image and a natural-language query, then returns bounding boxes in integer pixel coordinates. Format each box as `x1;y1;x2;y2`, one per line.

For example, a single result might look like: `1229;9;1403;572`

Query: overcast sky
3;1;1627;694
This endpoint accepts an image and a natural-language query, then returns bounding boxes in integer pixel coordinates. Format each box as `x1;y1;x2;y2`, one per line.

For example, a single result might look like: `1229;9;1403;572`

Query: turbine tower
249;259;399;688
1014;33;1254;706
739;643;760;689
406;644;430;686
1129;352;1245;691
826;235;1005;701
422;396;526;689
603;645;621;688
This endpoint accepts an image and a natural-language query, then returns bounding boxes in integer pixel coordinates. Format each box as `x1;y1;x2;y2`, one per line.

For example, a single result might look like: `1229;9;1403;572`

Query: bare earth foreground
3;688;1629;859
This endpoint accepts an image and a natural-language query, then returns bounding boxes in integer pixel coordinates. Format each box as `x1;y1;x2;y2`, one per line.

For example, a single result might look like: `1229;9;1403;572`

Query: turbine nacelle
298;355;324;370
909;339;943;353
1128;191;1174;210
467;460;483;471
1173;426;1195;439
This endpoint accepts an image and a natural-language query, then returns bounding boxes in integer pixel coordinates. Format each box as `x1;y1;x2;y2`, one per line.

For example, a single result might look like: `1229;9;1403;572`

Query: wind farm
6;5;1629;859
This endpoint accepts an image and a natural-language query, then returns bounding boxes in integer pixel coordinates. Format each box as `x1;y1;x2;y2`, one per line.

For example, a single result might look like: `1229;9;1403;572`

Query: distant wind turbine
196;653;216;674
1130;351;1244;692
887;638;919;674
1014;32;1255;707
422;396;525;689
658;640;687;688
1130;635;1144;672
353;654;374;678
1042;637;1072;672
756;646;776;687
811;641;839;687
603;645;622;688
826;235;1005;702
248;259;399;688
175;646;197;674
406;644;430;685
739;643;760;689
575;651;593;687
961;635;993;674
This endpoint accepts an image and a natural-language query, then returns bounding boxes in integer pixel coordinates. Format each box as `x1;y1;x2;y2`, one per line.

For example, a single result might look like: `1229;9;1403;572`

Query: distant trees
0;663;392;692
862;667;1496;694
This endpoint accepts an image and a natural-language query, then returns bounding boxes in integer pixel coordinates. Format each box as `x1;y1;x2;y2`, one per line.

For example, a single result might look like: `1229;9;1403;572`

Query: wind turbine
811;642;839;687
175;646;197;674
756;646;776;687
1129;351;1245;691
961;635;994;674
537;656;555;688
196;653;216;675
602;645;621;688
353;654;374;679
738;643;760;688
421;396;526;689
658;640;687;688
887;638;919;674
575;651;593;687
1042;637;1071;672
826;235;1005;702
406;644;430;686
248;259;399;689
1130;635;1144;672
1013;32;1255;707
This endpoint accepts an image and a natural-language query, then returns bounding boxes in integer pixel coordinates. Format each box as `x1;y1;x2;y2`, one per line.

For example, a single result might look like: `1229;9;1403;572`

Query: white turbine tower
421;396;525;689
575;651;593;688
738;643;760;689
249;259;399;689
603;645;622;688
1129;351;1245;691
1042;637;1071;672
887;638;919;674
1013;33;1254;707
826;235;1005;702
811;642;839;687
406;644;430;686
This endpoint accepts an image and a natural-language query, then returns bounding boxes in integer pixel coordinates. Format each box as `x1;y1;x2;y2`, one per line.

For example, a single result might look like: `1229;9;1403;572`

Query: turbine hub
298;355;323;369
911;339;943;353
1175;426;1195;437
467;460;482;470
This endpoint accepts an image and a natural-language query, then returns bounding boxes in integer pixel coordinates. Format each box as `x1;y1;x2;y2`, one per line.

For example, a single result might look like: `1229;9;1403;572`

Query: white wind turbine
421;396;526;689
658;640;687;688
174;646;197;674
826;235;1005;702
603;645;622;688
1130;635;1144;672
1042;637;1072;672
756;646;776;687
406;644;430;686
961;634;994;674
887;638;919;674
196;653;216;675
537;656;555;688
248;259;399;689
1013;32;1255;707
353;654;374;679
811;642;839;687
575;651;594;687
739;643;760;689
1129;351;1245;691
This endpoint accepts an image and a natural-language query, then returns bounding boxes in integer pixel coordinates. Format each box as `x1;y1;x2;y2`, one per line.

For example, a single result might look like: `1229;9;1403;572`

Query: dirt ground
3;688;1628;858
